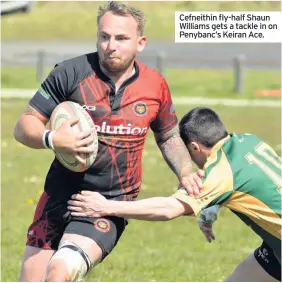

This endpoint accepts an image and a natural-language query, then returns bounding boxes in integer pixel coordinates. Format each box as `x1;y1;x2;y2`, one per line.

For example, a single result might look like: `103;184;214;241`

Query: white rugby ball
49;101;98;172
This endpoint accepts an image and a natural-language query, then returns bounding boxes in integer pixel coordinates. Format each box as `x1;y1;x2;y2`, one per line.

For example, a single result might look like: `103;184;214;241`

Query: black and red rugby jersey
30;52;177;201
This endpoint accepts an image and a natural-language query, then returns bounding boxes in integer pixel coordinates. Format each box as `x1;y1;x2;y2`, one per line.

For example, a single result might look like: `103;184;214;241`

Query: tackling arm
68;192;194;221
109;197;192;221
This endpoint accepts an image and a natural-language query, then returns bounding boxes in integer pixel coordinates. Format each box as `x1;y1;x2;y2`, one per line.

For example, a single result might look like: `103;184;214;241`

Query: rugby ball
49;101;98;172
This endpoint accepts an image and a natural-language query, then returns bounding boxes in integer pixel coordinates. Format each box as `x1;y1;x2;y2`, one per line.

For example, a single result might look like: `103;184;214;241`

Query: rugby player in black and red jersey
14;2;202;281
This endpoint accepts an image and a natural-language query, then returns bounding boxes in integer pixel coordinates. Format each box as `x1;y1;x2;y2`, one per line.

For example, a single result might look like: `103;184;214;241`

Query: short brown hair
97;1;146;35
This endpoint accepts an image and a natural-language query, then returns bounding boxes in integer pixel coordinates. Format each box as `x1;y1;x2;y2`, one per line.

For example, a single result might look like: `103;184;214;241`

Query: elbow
13;124;20;142
13;122;23;143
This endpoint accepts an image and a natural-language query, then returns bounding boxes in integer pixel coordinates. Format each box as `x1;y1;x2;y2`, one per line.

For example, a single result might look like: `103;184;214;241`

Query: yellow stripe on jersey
173;149;233;216
225;191;282;239
204;135;231;170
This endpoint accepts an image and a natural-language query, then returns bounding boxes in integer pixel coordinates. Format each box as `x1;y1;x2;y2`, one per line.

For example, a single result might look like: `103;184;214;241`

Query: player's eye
117;36;129;41
100;34;109;40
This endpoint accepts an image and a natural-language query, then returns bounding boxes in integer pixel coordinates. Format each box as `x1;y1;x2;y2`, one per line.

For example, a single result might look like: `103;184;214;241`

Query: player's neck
100;63;135;92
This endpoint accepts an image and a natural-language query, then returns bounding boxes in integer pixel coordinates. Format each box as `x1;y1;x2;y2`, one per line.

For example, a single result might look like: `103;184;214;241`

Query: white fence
1;88;280;108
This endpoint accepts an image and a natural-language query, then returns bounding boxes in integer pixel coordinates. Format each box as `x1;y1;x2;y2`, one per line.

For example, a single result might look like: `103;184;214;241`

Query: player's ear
137;36;146;52
190;142;200;153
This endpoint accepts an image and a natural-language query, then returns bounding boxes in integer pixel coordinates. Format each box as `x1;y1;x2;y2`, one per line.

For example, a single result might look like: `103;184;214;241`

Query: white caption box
175;12;282;43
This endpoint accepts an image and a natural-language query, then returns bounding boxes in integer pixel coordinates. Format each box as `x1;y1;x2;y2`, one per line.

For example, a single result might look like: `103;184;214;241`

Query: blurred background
1;1;281;282
1;1;281;95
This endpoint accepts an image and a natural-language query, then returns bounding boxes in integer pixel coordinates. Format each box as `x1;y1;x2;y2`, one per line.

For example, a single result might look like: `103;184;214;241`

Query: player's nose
107;38;118;51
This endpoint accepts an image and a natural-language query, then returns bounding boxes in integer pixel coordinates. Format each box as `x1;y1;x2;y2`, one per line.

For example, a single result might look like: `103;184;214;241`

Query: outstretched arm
68;191;218;243
68;191;194;221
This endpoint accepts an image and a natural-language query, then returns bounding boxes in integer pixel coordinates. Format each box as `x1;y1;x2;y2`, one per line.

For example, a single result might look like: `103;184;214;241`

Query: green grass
1;98;280;281
1;66;281;99
166;69;281;99
1;1;281;40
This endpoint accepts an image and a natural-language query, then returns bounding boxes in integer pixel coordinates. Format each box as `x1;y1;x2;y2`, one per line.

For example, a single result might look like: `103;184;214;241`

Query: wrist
179;164;192;180
42;130;55;150
105;200;120;217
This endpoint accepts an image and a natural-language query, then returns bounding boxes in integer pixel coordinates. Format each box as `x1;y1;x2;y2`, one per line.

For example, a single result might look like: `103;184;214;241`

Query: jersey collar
93;52;139;87
210;134;231;155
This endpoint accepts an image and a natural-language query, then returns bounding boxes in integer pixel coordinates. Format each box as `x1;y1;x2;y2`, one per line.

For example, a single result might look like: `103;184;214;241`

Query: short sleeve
29;63;77;119
150;78;178;133
172;149;234;216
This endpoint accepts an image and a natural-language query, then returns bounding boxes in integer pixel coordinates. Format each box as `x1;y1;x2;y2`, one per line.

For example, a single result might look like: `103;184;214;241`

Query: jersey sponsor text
95;121;148;136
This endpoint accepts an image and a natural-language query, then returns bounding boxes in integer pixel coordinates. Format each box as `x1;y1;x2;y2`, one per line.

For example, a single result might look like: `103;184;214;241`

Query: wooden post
156;51;166;76
233;54;245;95
36;50;45;83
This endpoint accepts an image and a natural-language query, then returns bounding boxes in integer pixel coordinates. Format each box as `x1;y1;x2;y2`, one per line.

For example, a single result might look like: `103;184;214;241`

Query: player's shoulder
204;135;232;173
53;52;97;77
220;133;264;160
136;60;167;85
230;133;264;144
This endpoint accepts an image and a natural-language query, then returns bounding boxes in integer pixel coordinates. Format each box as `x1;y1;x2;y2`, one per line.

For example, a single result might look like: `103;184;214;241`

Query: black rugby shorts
26;192;128;260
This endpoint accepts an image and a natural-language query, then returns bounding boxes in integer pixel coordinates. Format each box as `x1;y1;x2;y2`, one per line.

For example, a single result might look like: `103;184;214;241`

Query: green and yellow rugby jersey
173;133;282;261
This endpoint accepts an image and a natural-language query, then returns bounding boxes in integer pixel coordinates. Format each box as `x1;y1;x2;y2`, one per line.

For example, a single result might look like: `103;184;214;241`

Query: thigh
21;192;69;281
64;216;128;264
225;249;280;282
26;192;69;249
20;246;55;282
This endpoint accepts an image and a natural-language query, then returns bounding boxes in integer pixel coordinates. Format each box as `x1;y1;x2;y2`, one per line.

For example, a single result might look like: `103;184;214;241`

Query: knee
45;259;70;282
44;240;92;282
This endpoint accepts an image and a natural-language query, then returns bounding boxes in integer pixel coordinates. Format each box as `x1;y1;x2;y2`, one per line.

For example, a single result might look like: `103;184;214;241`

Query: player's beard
100;54;135;75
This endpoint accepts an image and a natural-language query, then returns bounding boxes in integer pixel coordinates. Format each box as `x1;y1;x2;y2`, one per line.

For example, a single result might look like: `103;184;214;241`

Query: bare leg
44;233;103;282
20;246;55;282
225;253;278;282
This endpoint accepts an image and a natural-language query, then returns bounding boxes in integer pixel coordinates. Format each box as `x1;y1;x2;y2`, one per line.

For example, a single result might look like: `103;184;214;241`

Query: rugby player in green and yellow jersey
68;107;282;282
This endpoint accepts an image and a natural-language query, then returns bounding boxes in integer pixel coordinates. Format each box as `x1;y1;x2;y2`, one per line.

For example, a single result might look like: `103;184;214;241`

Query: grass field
1;97;280;281
1;1;281;40
1;66;281;99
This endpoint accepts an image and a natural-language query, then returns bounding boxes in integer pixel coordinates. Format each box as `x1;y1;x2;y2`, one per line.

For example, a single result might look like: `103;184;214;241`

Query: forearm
106;197;186;221
157;132;192;180
14;115;48;149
